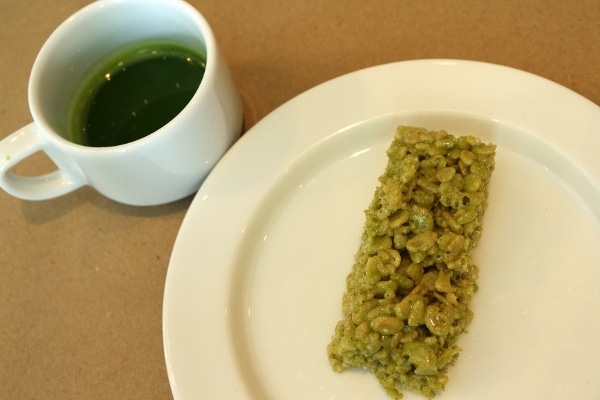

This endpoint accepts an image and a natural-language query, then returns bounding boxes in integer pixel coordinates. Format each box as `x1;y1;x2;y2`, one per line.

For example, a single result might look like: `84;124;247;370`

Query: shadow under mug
0;0;243;206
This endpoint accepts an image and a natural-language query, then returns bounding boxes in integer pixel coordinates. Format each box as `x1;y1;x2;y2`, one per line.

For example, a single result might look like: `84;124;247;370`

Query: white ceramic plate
163;59;600;399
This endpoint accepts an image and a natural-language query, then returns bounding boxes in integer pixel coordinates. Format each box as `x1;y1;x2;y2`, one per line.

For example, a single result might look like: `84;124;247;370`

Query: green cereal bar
327;126;495;399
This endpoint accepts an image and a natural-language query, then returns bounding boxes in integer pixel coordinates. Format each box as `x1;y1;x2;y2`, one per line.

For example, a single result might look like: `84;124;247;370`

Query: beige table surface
1;1;599;399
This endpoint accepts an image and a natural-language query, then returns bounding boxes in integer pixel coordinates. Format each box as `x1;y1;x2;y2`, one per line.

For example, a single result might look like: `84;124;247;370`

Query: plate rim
162;58;600;399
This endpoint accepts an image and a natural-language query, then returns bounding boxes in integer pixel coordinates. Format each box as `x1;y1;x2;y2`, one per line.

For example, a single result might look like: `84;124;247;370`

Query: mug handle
0;123;86;200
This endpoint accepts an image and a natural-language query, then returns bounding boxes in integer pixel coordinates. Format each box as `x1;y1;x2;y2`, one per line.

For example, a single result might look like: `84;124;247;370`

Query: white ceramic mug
0;0;242;206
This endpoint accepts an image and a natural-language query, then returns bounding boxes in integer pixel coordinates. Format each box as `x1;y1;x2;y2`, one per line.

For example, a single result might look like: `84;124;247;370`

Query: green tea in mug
68;40;206;147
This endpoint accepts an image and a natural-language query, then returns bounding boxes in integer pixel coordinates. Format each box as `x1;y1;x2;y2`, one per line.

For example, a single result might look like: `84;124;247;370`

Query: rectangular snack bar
327;126;495;399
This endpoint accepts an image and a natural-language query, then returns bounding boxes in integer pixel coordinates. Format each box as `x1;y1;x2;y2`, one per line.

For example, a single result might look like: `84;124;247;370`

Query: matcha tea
69;41;206;147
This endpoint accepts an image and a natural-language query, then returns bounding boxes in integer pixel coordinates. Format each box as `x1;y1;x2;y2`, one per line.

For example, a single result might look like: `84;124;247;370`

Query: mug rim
28;0;217;152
